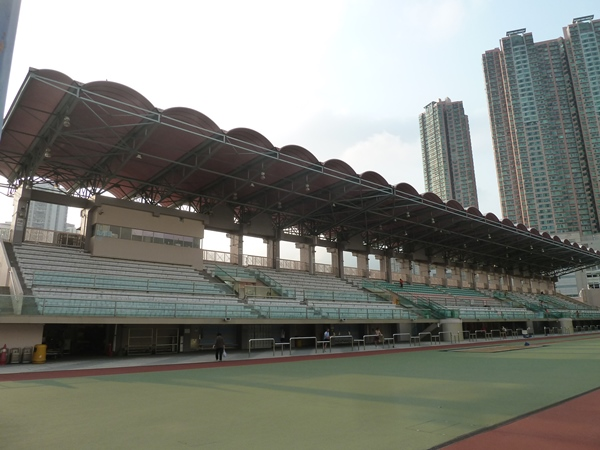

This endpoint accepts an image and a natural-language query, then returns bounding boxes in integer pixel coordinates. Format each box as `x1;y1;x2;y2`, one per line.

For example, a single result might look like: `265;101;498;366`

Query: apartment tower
482;15;600;236
419;98;479;208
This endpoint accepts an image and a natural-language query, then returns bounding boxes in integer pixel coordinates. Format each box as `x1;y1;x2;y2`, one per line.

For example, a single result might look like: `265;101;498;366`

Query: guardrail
418;332;435;345
289;336;317;354
248;338;275;357
392;332;411;345
329;335;355;352
438;331;458;343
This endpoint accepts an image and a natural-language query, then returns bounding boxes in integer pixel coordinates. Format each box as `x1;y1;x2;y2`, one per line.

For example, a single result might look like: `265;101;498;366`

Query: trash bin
9;348;21;364
32;344;47;364
21;347;33;364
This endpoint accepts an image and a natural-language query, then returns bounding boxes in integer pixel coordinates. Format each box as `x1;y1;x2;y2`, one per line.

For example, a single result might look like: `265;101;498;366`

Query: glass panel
120;227;132;240
109;225;121;238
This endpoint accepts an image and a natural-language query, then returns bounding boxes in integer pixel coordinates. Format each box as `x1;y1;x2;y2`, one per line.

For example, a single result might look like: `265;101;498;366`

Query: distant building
419;98;479;208
23;184;68;232
0;221;10;241
483;16;600;296
483;16;600;236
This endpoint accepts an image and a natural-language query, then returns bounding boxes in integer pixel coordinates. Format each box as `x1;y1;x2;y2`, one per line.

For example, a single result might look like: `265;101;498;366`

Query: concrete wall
0;323;43;349
0;241;10;287
90;237;203;270
86;200;205;269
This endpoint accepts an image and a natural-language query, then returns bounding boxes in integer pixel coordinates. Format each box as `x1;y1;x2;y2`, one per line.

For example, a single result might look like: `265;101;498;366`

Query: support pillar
308;240;316;275
328;245;345;278
228;233;243;266
10;184;32;245
441;318;463;342
265;238;280;270
559;318;573;334
353;252;369;278
405;259;413;284
296;243;313;273
337;244;345;279
375;254;391;282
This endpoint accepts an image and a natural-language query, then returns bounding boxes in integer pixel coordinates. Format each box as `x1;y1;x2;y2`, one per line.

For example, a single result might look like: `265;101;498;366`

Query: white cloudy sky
1;0;598;233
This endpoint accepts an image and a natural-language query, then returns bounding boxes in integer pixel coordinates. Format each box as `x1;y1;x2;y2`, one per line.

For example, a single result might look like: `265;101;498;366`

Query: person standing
399;278;404;288
323;328;330;350
214;332;225;361
374;327;382;346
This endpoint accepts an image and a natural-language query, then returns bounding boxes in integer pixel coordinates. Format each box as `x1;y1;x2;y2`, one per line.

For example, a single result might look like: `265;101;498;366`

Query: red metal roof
1;68;599;276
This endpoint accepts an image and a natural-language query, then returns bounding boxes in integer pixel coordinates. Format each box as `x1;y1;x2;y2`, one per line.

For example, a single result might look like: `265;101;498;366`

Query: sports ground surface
1;335;599;449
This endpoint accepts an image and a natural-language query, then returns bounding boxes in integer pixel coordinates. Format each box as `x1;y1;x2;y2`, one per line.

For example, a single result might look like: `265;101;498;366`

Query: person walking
214;332;225;361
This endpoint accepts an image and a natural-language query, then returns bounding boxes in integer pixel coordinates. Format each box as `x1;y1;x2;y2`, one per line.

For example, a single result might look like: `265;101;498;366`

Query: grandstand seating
12;244;258;319
9;242;600;322
251;267;389;303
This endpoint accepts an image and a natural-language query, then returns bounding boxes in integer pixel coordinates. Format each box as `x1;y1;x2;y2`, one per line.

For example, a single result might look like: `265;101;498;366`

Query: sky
1;0;598;253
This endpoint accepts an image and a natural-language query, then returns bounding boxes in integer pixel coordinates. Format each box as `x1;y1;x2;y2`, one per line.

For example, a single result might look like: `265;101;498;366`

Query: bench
383;337;394;348
431;335;441;345
410;336;420;346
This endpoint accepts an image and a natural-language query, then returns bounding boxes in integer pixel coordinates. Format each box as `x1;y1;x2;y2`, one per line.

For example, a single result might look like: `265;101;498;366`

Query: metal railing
289;336;317;354
248;338;275;357
329;335;355;352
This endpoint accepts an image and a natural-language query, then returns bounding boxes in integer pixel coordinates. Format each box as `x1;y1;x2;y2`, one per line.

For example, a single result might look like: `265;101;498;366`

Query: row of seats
35;297;259;318
255;267;384;303
15;244;201;281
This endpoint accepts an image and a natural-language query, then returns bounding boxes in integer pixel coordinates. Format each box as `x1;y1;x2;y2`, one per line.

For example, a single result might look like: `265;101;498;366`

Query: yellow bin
32;344;47;364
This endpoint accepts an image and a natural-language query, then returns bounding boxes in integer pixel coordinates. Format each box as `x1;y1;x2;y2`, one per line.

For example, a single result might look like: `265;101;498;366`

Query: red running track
440;388;600;450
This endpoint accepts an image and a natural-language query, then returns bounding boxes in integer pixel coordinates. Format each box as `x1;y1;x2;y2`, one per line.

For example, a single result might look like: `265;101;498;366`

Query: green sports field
2;336;600;450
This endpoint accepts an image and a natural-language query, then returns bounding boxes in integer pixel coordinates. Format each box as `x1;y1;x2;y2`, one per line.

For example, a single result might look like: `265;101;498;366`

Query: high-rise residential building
419;98;479;208
14;183;69;232
483;15;600;236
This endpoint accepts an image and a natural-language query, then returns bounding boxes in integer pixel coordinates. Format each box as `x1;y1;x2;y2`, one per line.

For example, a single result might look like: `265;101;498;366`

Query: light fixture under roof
63;116;71;127
44;148;51;158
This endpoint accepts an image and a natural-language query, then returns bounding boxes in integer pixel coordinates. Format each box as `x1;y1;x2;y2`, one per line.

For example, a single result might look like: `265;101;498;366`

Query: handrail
363;334;383;347
329;335;354;352
31;270;234;296
289;336;317;354
392;332;411;343
248;338;275;357
438;331;456;343
474;330;487;340
418;331;433;345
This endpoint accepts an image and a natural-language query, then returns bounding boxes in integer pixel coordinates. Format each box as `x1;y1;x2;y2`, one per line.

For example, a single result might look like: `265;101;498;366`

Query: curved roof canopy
2;68;600;277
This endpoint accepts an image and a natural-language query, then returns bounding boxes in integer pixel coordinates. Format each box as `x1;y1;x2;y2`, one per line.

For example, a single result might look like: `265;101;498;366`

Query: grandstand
1;68;600;357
